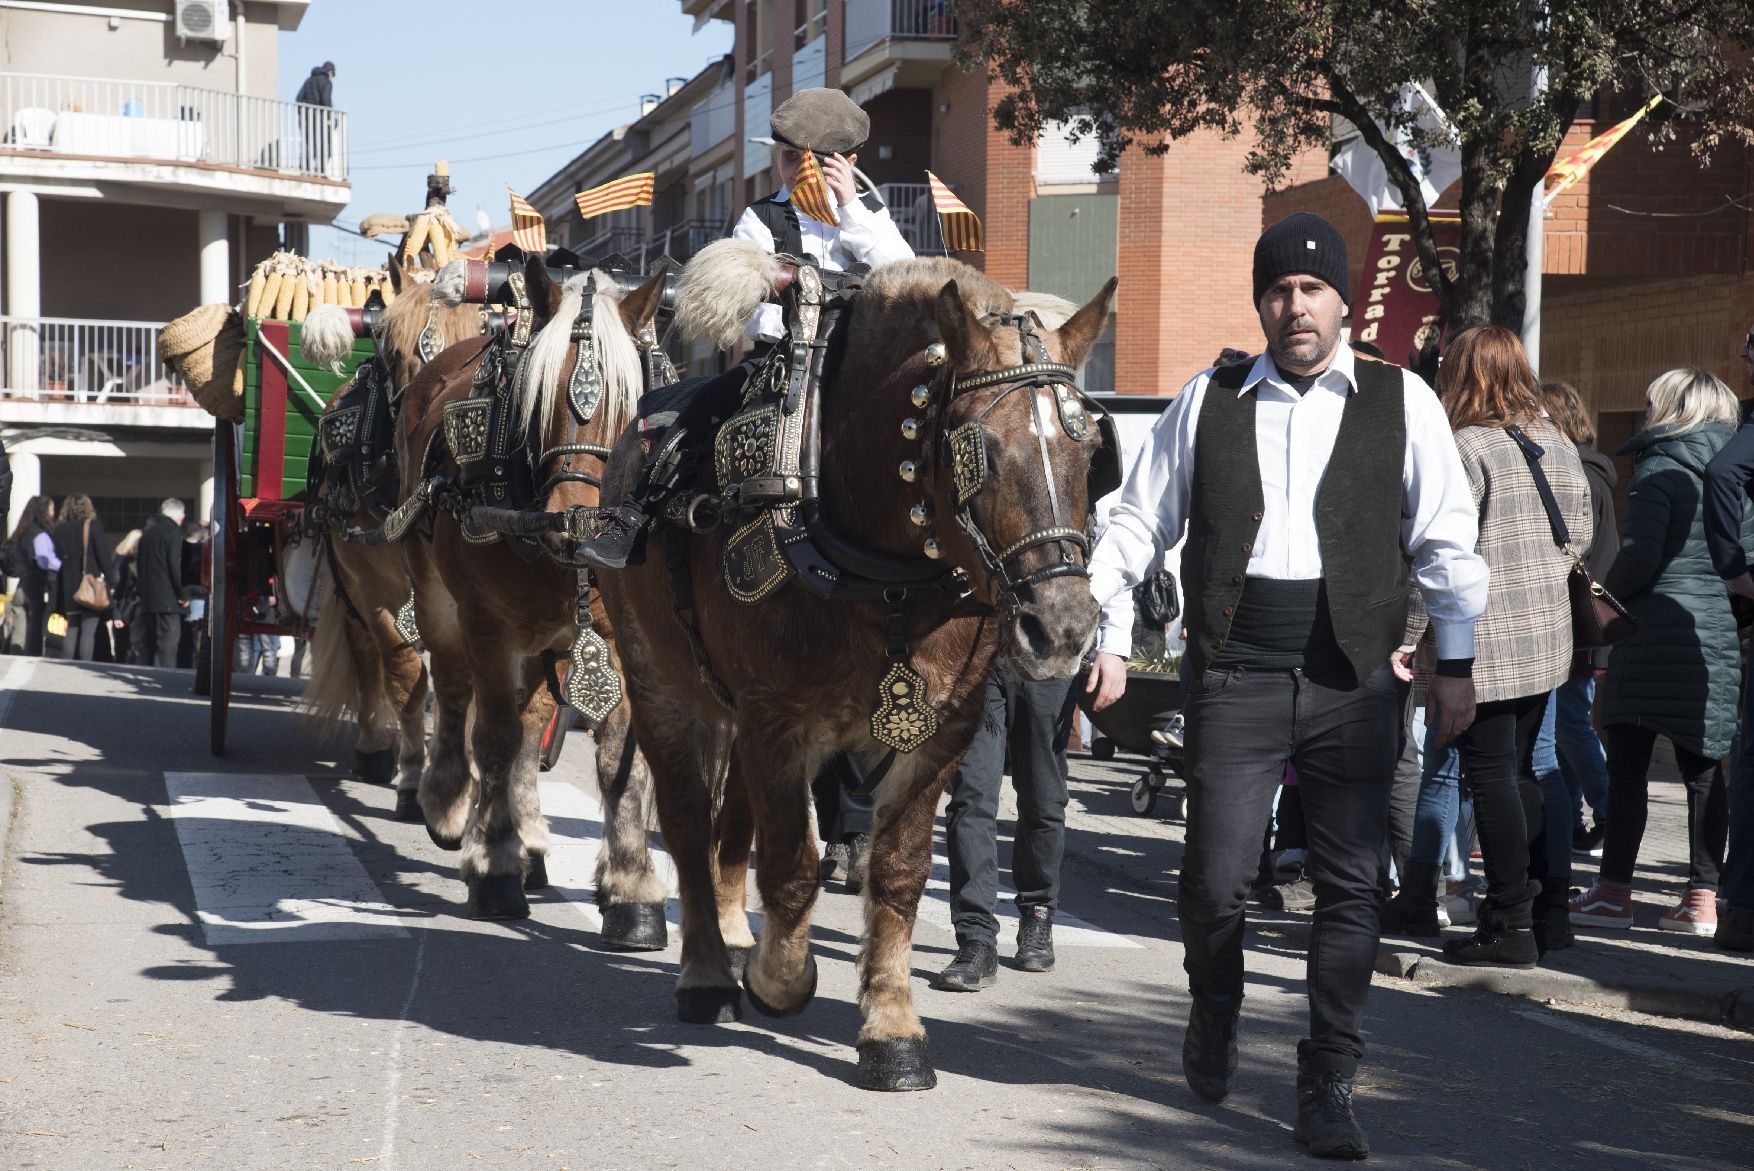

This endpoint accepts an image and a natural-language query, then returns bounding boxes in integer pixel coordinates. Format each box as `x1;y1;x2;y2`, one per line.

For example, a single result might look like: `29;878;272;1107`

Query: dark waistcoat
1181;357;1409;686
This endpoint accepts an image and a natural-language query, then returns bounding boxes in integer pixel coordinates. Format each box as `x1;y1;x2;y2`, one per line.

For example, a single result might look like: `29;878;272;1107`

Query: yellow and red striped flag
1543;95;1663;207
925;170;983;252
574;171;655;221
790;147;839;227
507;186;546;254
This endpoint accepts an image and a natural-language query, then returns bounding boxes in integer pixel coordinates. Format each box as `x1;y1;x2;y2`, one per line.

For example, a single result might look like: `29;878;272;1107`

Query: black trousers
1179;663;1402;1077
59;612;101;661
1601;724;1728;890
138;611;181;669
943;658;1075;946
1454;694;1548;913
812;755;874;843
21;594;47;657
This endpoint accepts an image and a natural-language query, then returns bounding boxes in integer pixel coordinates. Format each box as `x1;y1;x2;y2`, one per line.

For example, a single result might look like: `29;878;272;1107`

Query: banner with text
1354;214;1460;365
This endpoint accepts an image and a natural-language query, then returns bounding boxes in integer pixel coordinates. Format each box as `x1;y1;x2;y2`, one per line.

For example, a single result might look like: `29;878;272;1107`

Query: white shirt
1088;345;1489;661
731;184;915;341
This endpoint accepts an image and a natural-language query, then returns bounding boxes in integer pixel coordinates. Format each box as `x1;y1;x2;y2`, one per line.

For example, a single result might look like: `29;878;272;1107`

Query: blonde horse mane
379;277;477;381
514;270;644;441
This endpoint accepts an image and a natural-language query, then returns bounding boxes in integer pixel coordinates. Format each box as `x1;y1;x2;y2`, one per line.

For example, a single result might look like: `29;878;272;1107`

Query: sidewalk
1055;743;1754;1031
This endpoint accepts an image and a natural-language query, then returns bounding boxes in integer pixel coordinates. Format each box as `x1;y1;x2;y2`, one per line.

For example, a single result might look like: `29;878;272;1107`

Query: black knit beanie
1252;212;1351;306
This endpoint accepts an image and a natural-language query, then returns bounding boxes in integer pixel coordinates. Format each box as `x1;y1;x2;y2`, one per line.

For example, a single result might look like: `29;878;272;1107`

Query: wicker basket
159;303;246;422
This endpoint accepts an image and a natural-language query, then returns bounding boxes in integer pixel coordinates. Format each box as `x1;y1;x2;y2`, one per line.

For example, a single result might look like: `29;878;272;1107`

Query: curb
1375;945;1754;1031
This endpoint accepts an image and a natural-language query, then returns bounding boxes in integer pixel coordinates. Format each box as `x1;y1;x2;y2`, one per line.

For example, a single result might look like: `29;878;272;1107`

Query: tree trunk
1453;135;1500;332
1489;152;1550;334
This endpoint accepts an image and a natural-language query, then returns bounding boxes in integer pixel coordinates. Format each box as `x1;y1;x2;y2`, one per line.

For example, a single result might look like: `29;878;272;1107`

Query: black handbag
1506;424;1637;647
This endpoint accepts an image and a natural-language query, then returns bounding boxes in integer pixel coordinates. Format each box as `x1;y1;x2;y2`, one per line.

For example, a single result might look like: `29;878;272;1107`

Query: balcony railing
881;182;948;255
647;220;724;265
0;72;348;182
1;316;192;407
846;0;958;61
576;224;648;262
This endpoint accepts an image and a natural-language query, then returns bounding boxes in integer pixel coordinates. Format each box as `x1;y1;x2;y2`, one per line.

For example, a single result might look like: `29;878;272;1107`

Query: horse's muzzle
1002;575;1099;682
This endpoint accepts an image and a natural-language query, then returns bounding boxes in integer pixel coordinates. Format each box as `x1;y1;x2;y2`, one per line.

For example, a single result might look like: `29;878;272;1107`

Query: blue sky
280;2;733;265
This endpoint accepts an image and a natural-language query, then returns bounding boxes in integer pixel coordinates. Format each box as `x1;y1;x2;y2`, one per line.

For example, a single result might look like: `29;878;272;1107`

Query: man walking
137;499;185;669
934;657;1076;990
1084;213;1487;1158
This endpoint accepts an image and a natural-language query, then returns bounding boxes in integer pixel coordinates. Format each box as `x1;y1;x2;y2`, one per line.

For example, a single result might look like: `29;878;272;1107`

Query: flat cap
770;87;869;155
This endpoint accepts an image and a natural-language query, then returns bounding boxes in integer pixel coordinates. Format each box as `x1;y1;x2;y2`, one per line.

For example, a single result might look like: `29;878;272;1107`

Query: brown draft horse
392;260;674;941
598;252;1114;1089
304;267;484;817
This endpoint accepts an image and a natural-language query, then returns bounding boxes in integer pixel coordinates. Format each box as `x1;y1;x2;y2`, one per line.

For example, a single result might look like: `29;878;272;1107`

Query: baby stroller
1078;569;1187;818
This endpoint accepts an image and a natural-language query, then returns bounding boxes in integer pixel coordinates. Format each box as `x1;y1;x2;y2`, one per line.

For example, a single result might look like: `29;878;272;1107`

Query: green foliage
957;0;1754;331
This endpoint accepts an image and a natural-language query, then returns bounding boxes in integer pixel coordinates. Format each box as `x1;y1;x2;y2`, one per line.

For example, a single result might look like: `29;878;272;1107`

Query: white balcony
845;0;958;70
1;315;208;431
691;78;737;159
0;72;349;220
881;182;947;255
742;72;773;180
793;34;828;94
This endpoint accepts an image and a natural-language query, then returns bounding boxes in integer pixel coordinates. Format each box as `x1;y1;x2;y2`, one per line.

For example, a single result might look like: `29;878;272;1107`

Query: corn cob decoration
239;252;404;321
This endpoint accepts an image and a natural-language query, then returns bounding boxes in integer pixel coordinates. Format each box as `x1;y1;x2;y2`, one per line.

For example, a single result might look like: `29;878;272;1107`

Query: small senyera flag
1543;95;1663;207
507;186;546;254
574;171;656;221
790;148;839;227
925;171;983;252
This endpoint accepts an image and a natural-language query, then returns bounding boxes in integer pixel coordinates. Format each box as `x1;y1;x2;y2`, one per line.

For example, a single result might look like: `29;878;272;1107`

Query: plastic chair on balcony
8;108;56;149
79;354;128;404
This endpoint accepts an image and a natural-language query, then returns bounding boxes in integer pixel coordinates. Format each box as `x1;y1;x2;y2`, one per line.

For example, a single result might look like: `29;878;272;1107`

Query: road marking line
1511;1007;1689;1067
378;926;427;1169
0;656;39;729
163;772;409;944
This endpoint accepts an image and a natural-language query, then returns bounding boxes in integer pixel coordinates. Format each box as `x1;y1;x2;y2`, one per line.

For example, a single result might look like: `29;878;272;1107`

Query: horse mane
514;270;644;441
378;277;478;382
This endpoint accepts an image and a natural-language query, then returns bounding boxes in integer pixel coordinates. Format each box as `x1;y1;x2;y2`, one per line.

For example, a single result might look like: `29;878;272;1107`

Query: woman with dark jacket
108;528;143;664
1540;381;1618;856
1571;368;1751;937
8;495;57;655
1392;326;1592;968
52;493;112;662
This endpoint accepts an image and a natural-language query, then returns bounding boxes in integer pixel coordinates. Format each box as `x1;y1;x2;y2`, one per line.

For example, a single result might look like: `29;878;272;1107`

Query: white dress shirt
731;184;915;341
1088;345;1489;662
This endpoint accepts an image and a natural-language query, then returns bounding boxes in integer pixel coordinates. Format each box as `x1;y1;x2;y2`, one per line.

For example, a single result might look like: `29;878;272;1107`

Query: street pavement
1;659;1750;1170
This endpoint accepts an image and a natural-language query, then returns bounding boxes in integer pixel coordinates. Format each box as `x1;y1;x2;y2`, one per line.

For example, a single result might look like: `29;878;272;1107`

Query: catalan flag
925;171;983;252
790;148;839;227
574;171;656;221
1543;95;1663;208
508;186;546;254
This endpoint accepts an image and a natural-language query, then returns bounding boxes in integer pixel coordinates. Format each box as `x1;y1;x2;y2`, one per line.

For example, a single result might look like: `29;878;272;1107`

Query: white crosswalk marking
163;772;409;945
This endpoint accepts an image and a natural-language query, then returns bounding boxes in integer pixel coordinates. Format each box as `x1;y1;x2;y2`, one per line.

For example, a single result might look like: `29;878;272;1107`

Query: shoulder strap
81;518;91;575
1506;424;1574;552
751;196;803;258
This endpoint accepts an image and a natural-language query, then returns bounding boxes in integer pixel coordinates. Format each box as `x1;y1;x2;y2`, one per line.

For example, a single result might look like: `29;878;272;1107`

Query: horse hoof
393;790;422;822
524;854;549;890
466;874;530;920
744;951;818;1019
355;747;395;785
854;1037;937;1092
425;822;463;851
676;985;743;1025
727;946;751;983
600;902;667;951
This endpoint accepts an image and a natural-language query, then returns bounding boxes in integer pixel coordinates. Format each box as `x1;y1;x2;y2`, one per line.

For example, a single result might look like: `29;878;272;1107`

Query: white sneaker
1442;891;1478;927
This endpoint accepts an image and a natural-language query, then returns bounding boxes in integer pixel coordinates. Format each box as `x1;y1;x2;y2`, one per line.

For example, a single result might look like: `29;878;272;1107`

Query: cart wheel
539;704;570;771
1091;737;1116;762
209;422;238;756
192;633;211;696
1130;776;1158;816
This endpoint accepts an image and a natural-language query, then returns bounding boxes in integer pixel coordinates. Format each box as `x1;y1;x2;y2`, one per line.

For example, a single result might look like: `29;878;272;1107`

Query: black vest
1181;357;1409;686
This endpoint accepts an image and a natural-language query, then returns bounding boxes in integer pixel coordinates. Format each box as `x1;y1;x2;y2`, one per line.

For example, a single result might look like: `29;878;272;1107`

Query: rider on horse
574;87;914;570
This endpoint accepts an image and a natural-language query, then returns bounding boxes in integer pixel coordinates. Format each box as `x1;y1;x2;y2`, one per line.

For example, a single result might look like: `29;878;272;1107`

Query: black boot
1379;858;1441;938
1015;905;1055;972
1530;882;1575;955
1442;889;1539;969
1182;1006;1239;1103
1293;1063;1370;1160
934;938;998;992
574;501;651;570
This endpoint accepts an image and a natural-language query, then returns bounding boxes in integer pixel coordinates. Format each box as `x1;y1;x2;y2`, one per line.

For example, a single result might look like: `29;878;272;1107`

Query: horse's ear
1054;277;1117;371
617;263;669;337
934;280;994;373
524;254;565;327
386;255;410;295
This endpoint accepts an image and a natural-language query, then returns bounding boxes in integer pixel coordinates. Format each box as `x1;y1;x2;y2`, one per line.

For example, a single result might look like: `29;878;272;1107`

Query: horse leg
854;766;947;1092
739;730;822;1019
713;761;756;980
457;640;537;919
346;619;396;785
509;655;553;893
592;694;669;951
409;556;474;850
386;631;428;822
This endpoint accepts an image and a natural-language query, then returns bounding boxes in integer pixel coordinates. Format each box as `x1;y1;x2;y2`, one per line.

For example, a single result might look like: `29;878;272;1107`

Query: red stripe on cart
258;320;290;501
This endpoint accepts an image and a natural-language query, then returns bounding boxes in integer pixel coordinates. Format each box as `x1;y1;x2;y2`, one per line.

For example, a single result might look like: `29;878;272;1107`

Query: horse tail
676;238;787;350
300;566;358;739
300;304;355;373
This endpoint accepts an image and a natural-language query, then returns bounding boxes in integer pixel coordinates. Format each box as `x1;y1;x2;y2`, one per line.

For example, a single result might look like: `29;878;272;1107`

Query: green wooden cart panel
241;318;376;500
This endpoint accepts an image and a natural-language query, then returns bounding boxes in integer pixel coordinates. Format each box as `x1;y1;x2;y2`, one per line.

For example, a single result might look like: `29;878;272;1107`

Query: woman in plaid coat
1396;325;1592;968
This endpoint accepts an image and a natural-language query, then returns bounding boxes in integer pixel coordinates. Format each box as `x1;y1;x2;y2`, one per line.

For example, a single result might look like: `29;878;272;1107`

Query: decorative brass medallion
723;514;791;604
870;660;939;753
394;592;420;645
715;403;781;486
948;422;988;504
566;331;602;423
564;627;623;730
320;405;361;460
1054;383;1090;440
442;399;491;464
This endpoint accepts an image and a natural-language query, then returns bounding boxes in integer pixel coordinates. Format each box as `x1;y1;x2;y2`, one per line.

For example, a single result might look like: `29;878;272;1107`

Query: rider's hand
821;152;860;208
1084;652;1127;712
